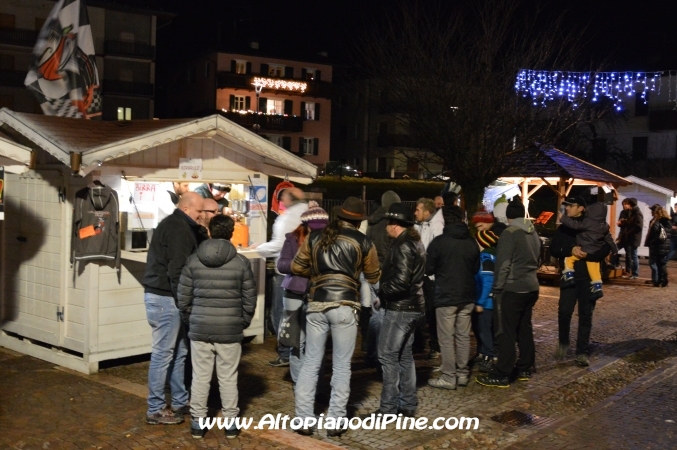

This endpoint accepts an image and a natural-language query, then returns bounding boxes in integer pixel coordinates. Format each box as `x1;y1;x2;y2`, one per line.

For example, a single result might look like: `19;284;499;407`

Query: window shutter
284;100;293;115
282;136;291;151
285;66;293;78
313;138;319;155
246;62;252;74
315;103;320;121
245;96;251;110
230;60;236;72
315;70;321;81
300;102;306;119
259;97;267;113
301;68;307;80
260;63;269;75
299;137;305;155
229;95;235;110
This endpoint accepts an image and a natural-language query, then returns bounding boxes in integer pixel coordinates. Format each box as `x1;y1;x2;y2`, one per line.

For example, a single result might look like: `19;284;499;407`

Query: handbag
278;308;302;349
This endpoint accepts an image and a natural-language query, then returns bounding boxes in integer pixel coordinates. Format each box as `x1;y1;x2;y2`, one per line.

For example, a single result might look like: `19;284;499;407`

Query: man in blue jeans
373;203;426;415
142;192;206;425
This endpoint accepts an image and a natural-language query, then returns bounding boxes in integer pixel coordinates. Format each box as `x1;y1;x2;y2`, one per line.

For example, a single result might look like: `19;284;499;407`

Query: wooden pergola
498;146;631;234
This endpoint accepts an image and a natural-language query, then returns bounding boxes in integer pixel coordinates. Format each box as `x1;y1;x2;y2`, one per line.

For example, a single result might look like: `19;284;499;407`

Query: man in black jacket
371;203;426;416
142;192;205;425
550;196;611;367
178;215;257;439
427;204;480;390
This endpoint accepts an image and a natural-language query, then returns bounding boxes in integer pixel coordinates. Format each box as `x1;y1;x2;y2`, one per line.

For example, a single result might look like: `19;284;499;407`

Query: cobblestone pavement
2;260;677;449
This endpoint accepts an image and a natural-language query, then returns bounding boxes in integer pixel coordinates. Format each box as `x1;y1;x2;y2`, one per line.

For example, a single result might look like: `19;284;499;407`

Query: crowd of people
139;182;676;439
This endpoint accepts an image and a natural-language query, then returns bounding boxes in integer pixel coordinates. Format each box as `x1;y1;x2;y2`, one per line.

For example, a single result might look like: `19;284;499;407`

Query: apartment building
0;0;168;120
166;48;333;166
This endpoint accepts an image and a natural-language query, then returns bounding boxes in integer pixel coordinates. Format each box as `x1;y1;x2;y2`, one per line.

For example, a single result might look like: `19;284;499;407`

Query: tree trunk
462;184;484;219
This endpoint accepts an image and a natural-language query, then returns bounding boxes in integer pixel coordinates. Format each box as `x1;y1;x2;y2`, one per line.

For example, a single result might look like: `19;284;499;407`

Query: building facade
0;0;164;120
165;49;333;167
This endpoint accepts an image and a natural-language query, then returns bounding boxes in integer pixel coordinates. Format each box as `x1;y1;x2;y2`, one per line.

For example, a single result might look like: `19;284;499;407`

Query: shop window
117;107;132;121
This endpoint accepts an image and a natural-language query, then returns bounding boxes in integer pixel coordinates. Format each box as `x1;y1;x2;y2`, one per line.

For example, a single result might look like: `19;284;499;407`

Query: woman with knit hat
277;201;329;383
472;207;507;236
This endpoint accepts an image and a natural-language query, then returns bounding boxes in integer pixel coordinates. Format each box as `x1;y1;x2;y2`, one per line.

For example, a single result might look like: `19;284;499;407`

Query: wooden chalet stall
0;109;317;374
498;146;631;280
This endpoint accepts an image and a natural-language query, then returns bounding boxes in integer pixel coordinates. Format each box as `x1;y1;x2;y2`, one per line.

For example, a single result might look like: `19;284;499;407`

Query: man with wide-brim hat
365;202;425;417
291;196;380;436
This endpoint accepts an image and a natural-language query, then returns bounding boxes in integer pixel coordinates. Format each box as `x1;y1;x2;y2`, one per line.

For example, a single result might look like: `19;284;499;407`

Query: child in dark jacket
472;230;498;373
560;201;617;296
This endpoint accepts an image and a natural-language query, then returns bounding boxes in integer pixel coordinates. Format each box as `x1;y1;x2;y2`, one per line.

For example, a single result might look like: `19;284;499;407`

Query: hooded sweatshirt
493;218;541;293
177;239;257;344
71;185;120;268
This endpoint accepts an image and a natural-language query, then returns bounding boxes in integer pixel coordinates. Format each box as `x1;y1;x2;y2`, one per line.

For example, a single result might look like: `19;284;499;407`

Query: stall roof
501;146;631;186
0;109;317;181
633;177;677;197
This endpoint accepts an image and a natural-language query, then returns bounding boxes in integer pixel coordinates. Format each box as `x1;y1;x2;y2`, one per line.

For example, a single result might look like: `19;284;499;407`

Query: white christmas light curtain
515;70;666;110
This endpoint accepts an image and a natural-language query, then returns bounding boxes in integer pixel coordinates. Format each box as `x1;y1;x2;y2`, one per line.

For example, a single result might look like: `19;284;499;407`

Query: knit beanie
381;190;401;209
505;199;526;219
476;230;499;249
301;201;329;230
472;208;494;224
442;205;464;226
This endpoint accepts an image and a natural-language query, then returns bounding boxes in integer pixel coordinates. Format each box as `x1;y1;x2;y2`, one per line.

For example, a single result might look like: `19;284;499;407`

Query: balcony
218;110;303;132
216;72;332;98
0;70;27;87
102;79;154;97
649;110;677;131
104;40;155;60
0;28;38;47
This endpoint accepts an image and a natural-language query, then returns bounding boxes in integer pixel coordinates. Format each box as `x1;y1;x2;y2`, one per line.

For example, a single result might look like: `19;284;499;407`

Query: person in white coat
414;198;445;358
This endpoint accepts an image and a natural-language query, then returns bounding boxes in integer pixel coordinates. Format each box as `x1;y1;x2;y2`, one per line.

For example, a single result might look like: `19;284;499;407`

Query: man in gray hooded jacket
476;199;540;388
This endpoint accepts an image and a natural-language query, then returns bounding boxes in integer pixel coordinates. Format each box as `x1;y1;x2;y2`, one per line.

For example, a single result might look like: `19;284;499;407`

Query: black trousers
423;276;439;352
494;290;539;377
558;279;595;355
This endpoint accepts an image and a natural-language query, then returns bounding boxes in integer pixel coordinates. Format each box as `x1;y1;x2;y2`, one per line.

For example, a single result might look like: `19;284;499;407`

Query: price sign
134;182;160;204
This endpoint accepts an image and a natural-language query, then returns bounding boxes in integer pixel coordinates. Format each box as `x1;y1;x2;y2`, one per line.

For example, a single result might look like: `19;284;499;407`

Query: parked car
322;162;362;177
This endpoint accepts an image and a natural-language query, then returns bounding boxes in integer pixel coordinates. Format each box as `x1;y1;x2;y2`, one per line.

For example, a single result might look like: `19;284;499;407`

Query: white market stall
0;109;317;373
615;176;677;258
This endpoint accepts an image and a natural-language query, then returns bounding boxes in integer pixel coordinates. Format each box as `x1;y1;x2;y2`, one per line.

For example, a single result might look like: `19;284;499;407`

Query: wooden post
556;177;566;223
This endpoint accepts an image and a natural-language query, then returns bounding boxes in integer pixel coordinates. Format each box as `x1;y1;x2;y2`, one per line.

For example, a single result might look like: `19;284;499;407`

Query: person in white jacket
252;187;308;366
414;198;445;358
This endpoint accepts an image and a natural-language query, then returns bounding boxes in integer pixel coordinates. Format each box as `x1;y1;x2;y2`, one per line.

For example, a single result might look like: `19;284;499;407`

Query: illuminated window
304;68;316;81
234;95;246;110
117;107;132;121
266;99;283;114
235;60;247;74
268;65;284;77
304;102;315;120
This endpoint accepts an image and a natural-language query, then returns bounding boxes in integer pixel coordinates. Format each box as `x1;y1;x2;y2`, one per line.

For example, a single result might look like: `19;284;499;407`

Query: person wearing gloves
252;187;308;367
476;199;540;388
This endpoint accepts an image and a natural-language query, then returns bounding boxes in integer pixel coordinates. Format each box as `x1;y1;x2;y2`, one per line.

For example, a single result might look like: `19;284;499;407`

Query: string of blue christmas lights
515;70;664;110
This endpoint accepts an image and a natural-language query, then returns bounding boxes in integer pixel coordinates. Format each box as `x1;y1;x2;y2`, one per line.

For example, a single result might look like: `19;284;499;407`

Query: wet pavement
2;260;677;449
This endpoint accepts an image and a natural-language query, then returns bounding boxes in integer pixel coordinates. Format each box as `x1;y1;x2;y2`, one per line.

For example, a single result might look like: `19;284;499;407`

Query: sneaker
630;275;639;279
554;343;568;360
575;354;590;367
560;271;575;287
190;420;206;439
590;282;603;293
516;370;531;381
469;353;485;365
428;350;441;359
146;409;184;425
172;405;190;415
479;358;494;373
476;374;509;388
432;365;441;372
327;426;348;437
457;376;469;387
398;408;416;417
621;272;632;279
225;425;240;439
296;426;314;436
268;357;290;367
428;377;457;390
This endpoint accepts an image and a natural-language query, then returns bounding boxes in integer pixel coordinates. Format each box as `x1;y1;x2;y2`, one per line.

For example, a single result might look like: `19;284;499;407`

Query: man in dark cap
477;199;540;388
194;183;232;214
368;203;426;416
426;204;480;390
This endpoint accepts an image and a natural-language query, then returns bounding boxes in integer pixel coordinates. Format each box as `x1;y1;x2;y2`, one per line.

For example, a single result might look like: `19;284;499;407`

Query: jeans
144;293;189;415
367;307;385;361
284;296;305;383
624;245;639;277
377;310;423;414
494;291;538;377
649;251;668;285
295;305;357;419
189;340;241;422
436;303;474;384
472;308;494;357
271;274;291;360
